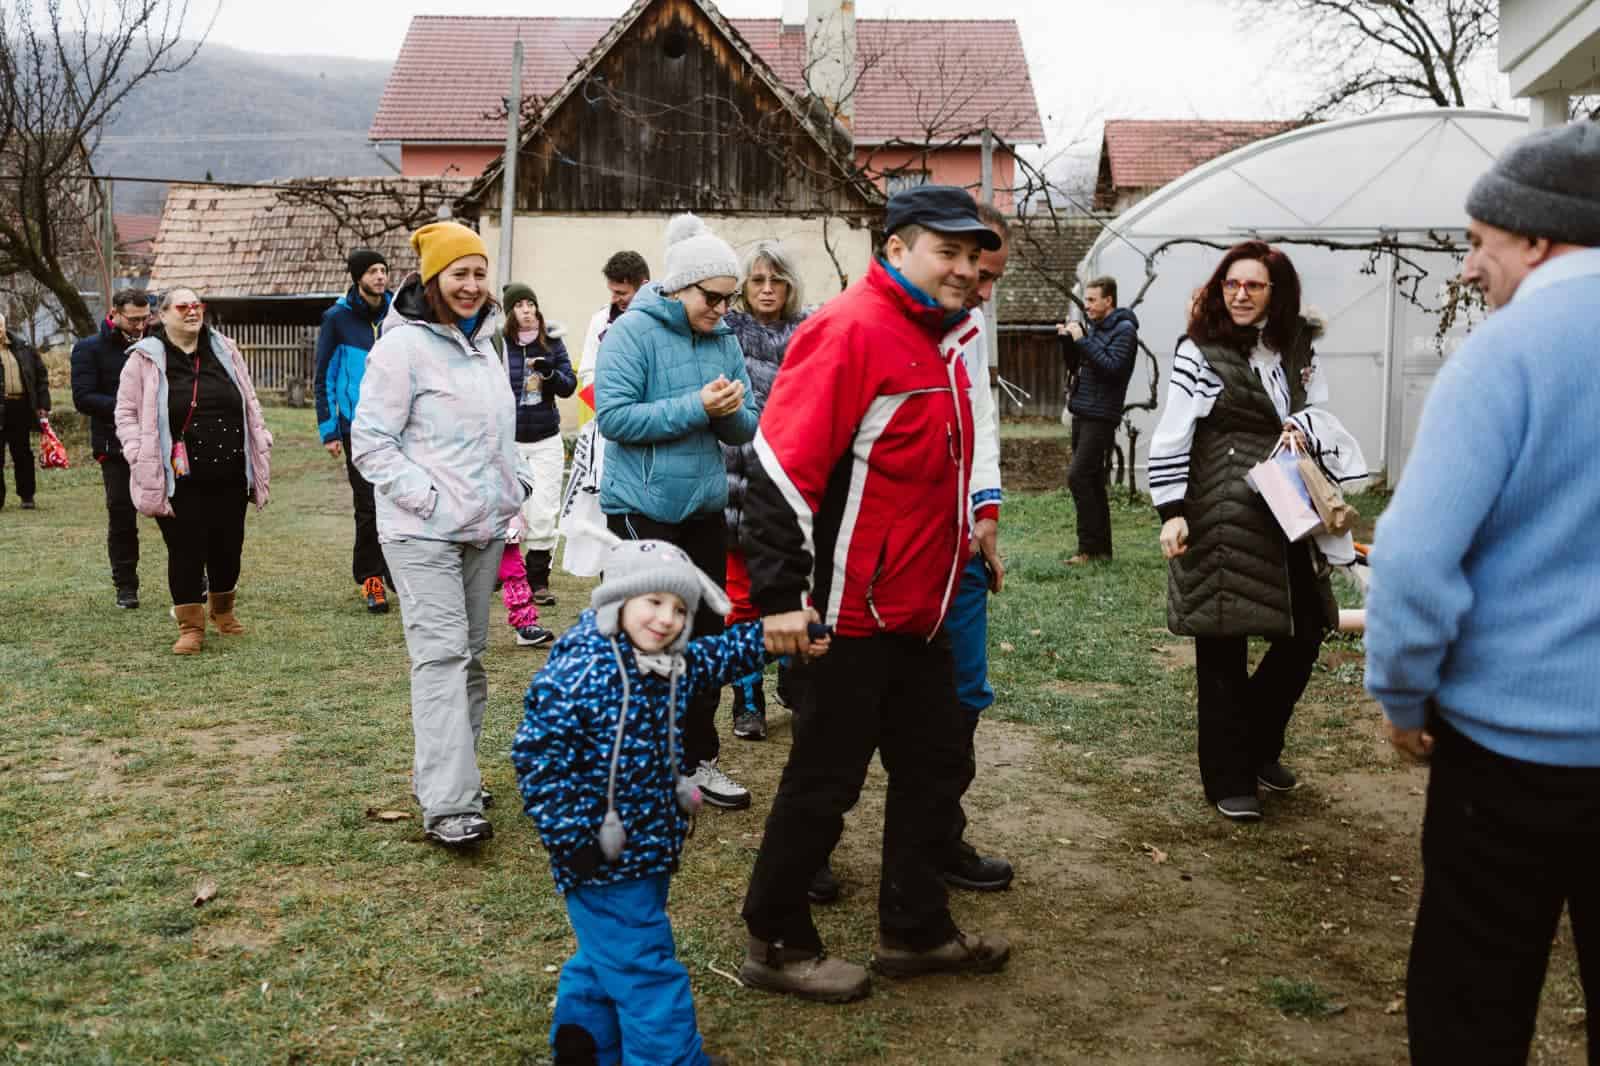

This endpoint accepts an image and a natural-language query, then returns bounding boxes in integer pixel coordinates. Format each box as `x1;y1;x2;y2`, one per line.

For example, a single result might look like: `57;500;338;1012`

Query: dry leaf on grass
193;879;218;907
365;808;412;822
1385;995;1405;1015
1140;842;1169;864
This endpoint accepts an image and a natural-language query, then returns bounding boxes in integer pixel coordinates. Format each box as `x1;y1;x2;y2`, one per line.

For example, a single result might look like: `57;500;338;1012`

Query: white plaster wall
481;214;874;429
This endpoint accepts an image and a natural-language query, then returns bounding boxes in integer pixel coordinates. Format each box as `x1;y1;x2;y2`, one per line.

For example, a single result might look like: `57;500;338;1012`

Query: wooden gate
226;324;317;397
996;327;1067;420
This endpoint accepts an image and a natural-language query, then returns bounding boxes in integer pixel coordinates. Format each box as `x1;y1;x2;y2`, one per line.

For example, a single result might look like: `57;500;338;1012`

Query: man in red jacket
736;186;1013;1003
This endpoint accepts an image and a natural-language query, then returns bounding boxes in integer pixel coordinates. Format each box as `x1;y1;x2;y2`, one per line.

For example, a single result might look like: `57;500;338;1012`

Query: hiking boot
808;862;841;905
739;937;870;1003
207;589;245;635
689;759;751;809
516;624;555;647
872;930;1011;979
172;603;206;655
424;813;493;847
115;587;140;610
1257;762;1299;792
532;586;556;606
942;842;1014;892
732;674;767;740
20;499;35;510
362;576;389;614
1216;795;1263;821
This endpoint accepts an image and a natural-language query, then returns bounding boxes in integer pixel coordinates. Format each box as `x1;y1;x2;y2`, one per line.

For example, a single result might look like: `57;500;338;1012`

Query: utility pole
497;39;524;291
979;129;1001;449
101;177;116;317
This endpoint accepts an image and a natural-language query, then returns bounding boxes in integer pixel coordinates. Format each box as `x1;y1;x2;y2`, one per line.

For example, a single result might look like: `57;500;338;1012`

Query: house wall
401;144;502;178
481;212;875;427
854;145;1018;210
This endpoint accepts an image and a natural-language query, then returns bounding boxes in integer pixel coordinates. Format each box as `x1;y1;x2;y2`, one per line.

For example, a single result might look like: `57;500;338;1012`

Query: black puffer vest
1166;319;1336;639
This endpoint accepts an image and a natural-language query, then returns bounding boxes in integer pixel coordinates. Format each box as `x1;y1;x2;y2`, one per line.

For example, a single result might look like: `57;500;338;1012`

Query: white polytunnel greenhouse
1075;109;1529;486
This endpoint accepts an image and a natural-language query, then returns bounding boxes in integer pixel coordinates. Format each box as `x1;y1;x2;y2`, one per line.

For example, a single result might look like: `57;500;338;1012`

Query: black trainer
516;625;555;647
1257;762;1299;792
942;841;1014;891
1216;795;1263;821
732;674;767;740
808;862;841;904
115;588;140;609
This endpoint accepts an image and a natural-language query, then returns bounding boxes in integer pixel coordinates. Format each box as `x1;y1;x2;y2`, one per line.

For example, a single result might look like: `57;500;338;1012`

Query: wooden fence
995;327;1067;419
227;324;318;399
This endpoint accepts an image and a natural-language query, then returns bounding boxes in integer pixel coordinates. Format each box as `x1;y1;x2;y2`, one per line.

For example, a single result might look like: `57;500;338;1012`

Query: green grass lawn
1;401;1587;1065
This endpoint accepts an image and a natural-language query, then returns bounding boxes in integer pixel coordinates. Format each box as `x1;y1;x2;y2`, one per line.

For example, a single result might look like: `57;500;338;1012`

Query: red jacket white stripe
742;258;976;640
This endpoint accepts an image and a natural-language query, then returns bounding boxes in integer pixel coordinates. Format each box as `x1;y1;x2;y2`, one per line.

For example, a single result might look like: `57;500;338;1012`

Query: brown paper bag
1297;454;1358;535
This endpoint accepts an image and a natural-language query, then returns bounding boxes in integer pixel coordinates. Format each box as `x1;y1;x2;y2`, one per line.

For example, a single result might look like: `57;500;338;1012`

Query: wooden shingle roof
148;178;468;297
999;217;1105;324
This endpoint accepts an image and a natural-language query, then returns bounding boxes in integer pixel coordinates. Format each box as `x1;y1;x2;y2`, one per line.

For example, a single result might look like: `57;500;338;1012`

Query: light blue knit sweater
1365;246;1600;766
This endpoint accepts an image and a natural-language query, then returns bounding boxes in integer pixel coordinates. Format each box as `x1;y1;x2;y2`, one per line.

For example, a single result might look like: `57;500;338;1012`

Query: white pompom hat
658;213;740;295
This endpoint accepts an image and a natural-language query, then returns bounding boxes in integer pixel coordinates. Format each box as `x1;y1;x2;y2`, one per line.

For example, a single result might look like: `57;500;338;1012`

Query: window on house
884;170;931;196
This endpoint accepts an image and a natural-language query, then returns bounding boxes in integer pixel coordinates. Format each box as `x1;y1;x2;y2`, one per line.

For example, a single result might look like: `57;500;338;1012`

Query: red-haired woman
1146;241;1339;823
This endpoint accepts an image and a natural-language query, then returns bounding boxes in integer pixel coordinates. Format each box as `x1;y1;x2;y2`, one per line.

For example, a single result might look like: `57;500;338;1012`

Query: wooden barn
457;0;883;323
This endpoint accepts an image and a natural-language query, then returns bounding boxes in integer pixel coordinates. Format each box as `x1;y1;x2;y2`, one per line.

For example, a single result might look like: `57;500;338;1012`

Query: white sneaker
690;759;751;810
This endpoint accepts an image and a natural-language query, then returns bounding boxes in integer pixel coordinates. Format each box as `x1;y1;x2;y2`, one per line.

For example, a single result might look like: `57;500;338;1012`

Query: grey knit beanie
657;213;740;295
1466;120;1600;246
591;537;732;653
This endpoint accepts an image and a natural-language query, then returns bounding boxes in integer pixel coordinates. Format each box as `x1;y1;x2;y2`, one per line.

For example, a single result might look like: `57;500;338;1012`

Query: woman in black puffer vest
1147;241;1338;824
720;241;810;742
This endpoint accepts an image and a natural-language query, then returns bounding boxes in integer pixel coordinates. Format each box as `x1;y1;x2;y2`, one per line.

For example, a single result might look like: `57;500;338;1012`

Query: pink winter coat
114;329;272;518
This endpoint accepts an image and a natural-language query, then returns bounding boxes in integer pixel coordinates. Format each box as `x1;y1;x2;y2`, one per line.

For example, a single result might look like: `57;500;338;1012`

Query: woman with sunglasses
1147;240;1338;822
115;288;273;654
593;212;758;812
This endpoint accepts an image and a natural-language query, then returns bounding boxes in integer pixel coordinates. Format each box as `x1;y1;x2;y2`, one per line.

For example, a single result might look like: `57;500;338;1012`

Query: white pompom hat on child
657;213;740;295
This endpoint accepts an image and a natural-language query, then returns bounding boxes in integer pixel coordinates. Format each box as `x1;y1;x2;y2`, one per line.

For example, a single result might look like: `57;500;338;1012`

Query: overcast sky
191;0;1356;158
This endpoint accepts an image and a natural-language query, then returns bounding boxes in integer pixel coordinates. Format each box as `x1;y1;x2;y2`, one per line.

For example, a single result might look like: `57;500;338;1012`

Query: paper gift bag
1246;443;1323;542
1296;454;1359;536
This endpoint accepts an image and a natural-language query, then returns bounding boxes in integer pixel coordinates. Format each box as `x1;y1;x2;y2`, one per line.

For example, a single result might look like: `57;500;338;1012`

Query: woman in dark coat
720;240;810;743
0;313;52;510
1145;241;1339;822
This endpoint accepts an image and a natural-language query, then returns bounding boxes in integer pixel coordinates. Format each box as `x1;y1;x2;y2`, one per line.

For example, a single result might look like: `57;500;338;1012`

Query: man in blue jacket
71;288;151;608
1058;278;1138;563
316;248;392;613
1365;120;1600;1066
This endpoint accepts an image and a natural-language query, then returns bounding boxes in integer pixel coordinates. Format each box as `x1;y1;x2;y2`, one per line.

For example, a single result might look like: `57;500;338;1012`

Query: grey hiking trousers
385;537;503;830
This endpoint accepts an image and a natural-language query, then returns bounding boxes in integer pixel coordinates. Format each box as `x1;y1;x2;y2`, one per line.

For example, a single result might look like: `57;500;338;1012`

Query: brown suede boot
738;936;870;1003
872;929;1011;979
207;589;245;635
172;603;206;655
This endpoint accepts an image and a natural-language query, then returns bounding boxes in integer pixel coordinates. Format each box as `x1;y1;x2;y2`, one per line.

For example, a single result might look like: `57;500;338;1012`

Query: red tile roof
370;14;1044;148
114;213;162;256
1101;119;1300;192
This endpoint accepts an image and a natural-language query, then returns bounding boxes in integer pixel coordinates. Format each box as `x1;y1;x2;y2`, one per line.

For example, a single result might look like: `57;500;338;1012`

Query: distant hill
95;43;393;214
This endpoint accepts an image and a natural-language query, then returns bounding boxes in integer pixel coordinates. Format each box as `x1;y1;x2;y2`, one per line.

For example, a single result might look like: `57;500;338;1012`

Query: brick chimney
804;0;855;133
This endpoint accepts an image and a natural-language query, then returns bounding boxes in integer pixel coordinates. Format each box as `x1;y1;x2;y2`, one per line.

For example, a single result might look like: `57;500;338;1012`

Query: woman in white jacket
352;221;531;849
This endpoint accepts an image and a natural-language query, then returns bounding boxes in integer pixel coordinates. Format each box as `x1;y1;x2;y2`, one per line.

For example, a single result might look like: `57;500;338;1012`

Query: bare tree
1232;0;1500;118
0;0;208;337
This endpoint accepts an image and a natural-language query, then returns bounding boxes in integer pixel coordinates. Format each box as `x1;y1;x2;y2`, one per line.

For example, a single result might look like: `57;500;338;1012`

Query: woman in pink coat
115;288;272;654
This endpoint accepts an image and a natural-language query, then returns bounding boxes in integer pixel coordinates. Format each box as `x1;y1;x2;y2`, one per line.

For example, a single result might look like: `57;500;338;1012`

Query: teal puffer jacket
595;283;759;524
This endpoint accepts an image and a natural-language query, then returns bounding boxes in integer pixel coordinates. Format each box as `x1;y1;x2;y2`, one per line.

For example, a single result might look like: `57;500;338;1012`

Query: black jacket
2;331;51;435
1065;307;1139;422
71;317;137;457
505;328;576;443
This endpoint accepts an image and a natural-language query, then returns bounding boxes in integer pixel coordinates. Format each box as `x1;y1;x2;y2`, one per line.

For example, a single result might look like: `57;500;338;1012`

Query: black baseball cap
883;185;1002;251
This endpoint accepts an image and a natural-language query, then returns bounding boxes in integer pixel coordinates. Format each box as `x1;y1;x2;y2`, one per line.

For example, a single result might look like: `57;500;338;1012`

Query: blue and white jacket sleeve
1364;351;1523;730
312;314;342;444
511;670;608;879
682;621;770;704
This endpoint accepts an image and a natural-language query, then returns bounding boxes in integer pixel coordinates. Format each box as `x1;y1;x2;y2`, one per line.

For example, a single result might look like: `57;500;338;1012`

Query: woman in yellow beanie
350;220;534;848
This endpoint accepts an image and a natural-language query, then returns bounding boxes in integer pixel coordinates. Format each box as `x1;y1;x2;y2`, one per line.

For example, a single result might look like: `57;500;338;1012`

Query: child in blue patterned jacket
512;530;826;1066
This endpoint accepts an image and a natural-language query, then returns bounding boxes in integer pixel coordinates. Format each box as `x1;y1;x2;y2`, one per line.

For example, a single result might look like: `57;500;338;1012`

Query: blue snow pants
551;875;710;1066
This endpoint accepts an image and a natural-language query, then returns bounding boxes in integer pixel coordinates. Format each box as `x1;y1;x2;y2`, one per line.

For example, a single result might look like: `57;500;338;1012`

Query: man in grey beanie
1364;119;1600;1064
593;212;758;810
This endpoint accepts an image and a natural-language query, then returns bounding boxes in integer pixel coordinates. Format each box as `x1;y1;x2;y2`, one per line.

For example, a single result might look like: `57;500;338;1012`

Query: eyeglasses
170;301;206;315
747;275;788;291
1222;280;1271;297
691;283;736;309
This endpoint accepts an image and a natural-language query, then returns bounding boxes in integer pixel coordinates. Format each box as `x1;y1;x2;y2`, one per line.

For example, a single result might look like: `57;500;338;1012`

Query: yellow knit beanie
410;221;488;283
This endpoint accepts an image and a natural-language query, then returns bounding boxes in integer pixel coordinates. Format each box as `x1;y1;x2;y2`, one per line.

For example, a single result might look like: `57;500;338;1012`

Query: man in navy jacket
1059;277;1138;563
316;248;392;612
71;288;151;608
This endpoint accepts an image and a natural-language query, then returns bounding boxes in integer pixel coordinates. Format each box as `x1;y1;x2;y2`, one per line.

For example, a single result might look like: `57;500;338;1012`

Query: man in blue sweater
315;248;393;613
1365;120;1600;1065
